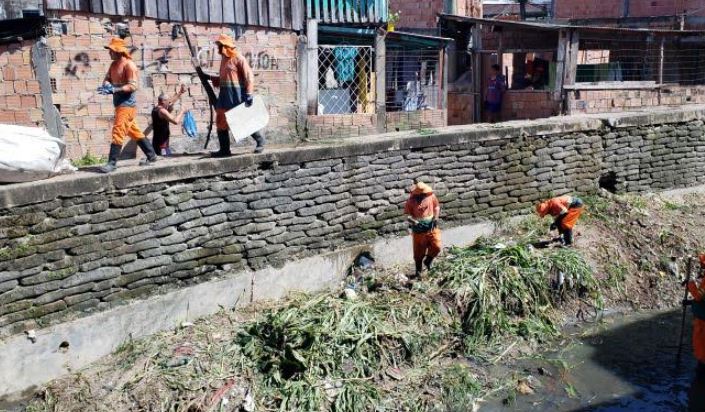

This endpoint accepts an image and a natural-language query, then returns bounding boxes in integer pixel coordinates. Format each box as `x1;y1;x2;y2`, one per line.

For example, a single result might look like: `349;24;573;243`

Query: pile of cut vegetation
26;231;599;412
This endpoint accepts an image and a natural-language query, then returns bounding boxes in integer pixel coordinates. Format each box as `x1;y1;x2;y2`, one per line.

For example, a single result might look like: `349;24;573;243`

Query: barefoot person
536;195;585;246
97;37;158;173
404;182;441;277
197;34;265;156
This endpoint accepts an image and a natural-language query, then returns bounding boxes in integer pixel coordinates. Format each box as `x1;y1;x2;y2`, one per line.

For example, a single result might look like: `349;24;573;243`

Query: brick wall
386;109;447;131
389;0;444;29
555;0;705;20
1;107;704;337
568;86;705;114
305;110;447;140
0;11;299;160
501;91;560;121
305;114;377;140
0;40;43;126
448;92;474;126
456;0;483;19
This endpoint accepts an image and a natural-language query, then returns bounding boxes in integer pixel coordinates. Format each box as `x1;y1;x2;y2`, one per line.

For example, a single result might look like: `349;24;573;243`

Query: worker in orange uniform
535;195;585;246
198;34;265;156
97;38;158;173
404;182;442;277
684;254;705;376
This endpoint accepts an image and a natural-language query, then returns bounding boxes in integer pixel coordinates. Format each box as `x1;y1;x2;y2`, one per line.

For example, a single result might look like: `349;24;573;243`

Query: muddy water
482;310;702;412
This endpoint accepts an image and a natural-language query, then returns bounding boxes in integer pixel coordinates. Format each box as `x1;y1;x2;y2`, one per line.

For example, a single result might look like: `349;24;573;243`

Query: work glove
432;218;439;228
683;299;693;307
549;222;557;231
97;83;114;95
244;94;254;107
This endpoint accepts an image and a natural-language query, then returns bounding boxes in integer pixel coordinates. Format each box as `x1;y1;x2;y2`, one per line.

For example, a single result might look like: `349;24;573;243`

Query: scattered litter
516;379;535;395
180;321;194;329
25;330;36;343
342;288;357;301
242;388;255;411
386;367;405;381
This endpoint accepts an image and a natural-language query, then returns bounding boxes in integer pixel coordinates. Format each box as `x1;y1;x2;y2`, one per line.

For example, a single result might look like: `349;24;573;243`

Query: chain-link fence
386;48;442;112
318;45;375;114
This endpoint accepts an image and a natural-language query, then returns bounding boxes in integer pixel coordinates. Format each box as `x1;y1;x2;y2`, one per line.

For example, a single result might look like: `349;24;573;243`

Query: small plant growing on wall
388;9;401;32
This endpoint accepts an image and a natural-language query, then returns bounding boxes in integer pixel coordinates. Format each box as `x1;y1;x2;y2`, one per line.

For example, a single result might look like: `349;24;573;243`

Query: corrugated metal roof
440;14;705;35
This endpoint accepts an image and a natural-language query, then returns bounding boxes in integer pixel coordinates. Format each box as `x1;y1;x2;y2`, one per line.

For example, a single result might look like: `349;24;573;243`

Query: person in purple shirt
485;64;506;123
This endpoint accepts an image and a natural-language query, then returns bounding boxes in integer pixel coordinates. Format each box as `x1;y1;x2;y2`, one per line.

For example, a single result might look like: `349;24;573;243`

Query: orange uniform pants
695;318;705;364
412;228;441;263
216;108;228;131
112;106;145;145
559;206;584;231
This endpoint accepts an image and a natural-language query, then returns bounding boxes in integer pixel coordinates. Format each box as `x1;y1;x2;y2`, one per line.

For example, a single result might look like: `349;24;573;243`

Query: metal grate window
386;48;442;112
318;45;375;115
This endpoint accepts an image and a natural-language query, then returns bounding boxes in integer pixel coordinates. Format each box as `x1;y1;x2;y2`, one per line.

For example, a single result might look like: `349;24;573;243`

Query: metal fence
317;45;375;115
386;48;442;112
578;35;705;86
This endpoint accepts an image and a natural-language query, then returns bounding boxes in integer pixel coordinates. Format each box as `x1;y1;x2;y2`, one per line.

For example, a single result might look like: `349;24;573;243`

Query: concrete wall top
1;105;704;210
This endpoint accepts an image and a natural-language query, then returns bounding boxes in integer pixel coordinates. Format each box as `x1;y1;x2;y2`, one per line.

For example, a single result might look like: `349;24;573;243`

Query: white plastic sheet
0;125;76;183
225;96;270;143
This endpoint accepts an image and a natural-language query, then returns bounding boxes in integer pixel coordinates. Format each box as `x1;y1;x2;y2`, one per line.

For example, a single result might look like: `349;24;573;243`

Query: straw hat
215;33;236;49
104;37;130;56
412;182;433;195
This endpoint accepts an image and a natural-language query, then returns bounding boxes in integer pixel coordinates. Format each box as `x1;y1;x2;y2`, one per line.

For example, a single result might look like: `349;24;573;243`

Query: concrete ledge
0;221;494;400
2;105;704;209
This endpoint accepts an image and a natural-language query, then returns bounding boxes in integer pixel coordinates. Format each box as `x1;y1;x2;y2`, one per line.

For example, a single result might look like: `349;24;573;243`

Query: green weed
71;152;106;167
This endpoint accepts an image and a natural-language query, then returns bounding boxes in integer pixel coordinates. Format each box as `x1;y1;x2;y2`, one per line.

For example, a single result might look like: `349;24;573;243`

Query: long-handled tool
677;256;693;364
180;26;217;150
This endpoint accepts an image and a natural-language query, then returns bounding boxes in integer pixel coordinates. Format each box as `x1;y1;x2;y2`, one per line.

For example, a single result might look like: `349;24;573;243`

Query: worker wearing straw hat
404;181;442;277
536;194;585;246
97;37;158;173
199;33;265;156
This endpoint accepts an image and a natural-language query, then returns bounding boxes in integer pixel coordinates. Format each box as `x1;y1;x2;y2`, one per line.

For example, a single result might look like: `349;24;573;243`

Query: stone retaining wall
1;106;705;337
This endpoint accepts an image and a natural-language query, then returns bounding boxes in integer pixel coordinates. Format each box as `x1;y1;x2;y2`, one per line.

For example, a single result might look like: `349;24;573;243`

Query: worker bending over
536;195;585;246
198;34;265;156
97;38;158;173
685;254;705;376
404;182;441;277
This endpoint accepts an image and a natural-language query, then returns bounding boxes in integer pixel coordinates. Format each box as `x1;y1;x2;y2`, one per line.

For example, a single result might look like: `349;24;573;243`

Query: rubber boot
414;260;424;278
252;131;266;154
98;144;121;174
211;130;232;158
137;138;158;166
423;256;434;272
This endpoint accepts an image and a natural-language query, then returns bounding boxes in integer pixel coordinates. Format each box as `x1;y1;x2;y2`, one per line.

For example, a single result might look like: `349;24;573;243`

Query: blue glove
97;83;114;95
244;94;253;107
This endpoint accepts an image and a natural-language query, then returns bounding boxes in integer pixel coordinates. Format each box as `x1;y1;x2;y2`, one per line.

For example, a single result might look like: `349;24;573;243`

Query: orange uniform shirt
538;195;572;218
212;51;255;110
405;194;440;220
105;57;139;107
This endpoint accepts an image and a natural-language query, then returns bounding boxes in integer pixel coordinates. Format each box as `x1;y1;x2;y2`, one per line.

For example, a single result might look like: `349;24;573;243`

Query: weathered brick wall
0;40;43;126
1;108;705;337
306;114;377;140
568;86;705;114
389;0;444;30
502;91;560;121
0;11;299;159
386;109;447;131
448;92;473;126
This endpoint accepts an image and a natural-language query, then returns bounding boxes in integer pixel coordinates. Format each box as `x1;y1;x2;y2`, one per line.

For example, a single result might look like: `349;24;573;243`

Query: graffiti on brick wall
244;51;279;70
64;52;90;77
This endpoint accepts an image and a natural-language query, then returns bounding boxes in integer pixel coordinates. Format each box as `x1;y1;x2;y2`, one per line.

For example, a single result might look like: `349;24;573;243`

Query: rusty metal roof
440;14;705;36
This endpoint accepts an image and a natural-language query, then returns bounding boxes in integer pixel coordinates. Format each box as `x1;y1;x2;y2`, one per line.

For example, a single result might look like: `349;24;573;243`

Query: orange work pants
412;228;441;263
694;318;705;364
111;106;145;145
216;108;228;131
559;206;584;231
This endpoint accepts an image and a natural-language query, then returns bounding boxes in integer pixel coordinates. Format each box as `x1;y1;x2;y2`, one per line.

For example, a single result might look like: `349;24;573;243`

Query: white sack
0;124;77;183
225;96;270;143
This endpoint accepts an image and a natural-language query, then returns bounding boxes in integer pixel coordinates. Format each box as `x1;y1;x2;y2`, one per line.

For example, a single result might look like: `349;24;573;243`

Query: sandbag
0;125;76;183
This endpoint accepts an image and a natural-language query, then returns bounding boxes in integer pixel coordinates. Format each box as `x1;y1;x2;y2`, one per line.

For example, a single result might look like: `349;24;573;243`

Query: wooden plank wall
46;0;303;30
304;0;386;24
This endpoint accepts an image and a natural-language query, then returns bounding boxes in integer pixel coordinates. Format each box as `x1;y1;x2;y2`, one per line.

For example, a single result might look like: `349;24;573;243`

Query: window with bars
317;45;375;115
385;48;442;112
